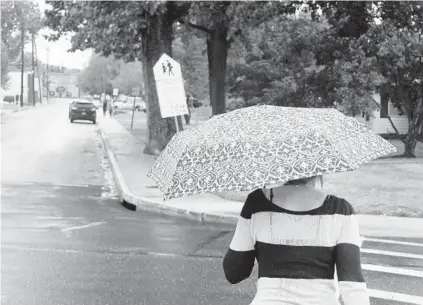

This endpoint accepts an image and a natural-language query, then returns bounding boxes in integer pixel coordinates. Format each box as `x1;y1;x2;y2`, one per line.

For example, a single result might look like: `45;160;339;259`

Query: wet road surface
1;101;422;305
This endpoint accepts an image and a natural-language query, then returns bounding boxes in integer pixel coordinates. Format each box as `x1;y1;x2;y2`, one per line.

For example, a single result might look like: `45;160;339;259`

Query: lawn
323;162;423;217
385;139;423;158
218;158;423;218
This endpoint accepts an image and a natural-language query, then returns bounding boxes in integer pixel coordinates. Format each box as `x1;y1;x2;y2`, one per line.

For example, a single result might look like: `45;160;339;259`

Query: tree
1;0;43;88
179;1;297;115
78;53;143;96
111;61;144;96
172;26;208;102
77;54;124;95
45;1;191;155
1;41;10;88
356;3;423;157
226;12;383;116
1;1;43;52
307;1;423;157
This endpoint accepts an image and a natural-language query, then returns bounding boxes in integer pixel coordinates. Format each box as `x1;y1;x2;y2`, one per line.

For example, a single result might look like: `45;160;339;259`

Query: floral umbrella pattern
147;105;397;201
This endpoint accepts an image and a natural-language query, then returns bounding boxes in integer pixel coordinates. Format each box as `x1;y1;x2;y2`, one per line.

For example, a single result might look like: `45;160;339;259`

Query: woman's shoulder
239;189;268;219
239;190;356;219
325;194;356;216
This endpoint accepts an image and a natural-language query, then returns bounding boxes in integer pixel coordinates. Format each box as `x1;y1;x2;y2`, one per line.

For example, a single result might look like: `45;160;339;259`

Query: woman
223;176;370;305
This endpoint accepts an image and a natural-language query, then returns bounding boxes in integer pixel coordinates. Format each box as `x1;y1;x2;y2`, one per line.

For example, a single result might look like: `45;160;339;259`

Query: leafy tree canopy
227;14;383;115
45;1;189;61
78;53;144;96
1;0;43;54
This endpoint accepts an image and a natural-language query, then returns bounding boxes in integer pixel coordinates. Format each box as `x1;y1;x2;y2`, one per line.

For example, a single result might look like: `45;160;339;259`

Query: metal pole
46;47;49;101
174;116;180;133
34;37;42;104
197;105;199;125
31;33;36;106
20;20;24;107
130;96;136;130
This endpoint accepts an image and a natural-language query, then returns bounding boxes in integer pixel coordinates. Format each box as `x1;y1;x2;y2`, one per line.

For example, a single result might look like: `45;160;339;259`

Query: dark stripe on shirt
255;241;335;279
240;190;355;219
223;248;255;284
335;243;365;282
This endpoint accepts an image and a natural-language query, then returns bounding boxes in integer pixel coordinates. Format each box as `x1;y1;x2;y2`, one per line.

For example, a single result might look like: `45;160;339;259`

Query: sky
27;0;92;70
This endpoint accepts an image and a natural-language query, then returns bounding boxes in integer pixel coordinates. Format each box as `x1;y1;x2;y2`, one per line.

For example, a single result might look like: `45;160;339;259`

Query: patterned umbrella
147;105;397;201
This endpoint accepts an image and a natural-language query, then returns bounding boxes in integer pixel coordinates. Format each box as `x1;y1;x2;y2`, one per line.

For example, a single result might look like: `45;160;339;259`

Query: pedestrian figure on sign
162;63;167;74
167;60;174;75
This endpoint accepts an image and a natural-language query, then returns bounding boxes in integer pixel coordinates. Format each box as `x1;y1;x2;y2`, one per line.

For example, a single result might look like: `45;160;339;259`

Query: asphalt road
1;101;423;305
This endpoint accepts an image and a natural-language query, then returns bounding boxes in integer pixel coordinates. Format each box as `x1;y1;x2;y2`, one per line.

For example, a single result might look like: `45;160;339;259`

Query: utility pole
31;33;36;106
20;19;25;107
46;47;49;101
34;36;42;104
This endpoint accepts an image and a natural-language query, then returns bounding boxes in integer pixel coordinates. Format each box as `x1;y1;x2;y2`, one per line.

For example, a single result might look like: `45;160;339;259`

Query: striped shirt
223;189;370;305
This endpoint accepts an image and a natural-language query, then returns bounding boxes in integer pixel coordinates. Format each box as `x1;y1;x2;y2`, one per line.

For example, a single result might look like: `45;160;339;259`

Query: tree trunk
142;12;180;156
206;37;215;115
207;27;229;116
402;107;422;158
403;136;417;158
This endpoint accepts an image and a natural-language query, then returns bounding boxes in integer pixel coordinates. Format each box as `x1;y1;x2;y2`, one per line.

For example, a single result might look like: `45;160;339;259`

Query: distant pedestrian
106;95;113;117
102;95;107;117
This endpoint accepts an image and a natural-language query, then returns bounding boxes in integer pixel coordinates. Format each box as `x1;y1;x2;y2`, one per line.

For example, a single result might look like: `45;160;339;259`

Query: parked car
80;95;101;108
69;99;97;124
2;92;18;104
192;98;203;108
114;96;146;112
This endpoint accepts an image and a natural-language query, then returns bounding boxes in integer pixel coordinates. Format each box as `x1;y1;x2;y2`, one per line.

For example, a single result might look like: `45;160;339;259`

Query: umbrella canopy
147;105;397;201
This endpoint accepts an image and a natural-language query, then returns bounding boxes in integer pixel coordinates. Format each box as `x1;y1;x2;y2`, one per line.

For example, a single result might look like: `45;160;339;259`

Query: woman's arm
335;201;370;305
222;196;256;284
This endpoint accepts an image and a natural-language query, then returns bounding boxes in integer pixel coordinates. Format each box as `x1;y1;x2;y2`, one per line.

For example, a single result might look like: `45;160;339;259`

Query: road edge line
368;289;423;304
361;248;423;260
362;237;423;247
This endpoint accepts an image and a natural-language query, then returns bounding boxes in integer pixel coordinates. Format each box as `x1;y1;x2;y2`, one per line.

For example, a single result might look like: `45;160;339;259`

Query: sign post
153;53;188;133
130;87;141;130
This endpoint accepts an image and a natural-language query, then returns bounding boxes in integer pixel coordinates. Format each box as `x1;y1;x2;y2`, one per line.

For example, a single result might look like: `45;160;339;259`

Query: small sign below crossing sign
131;87;141;97
153;53;188;119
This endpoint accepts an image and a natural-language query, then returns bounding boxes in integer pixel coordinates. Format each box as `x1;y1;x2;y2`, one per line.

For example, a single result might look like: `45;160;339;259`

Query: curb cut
98;124;237;225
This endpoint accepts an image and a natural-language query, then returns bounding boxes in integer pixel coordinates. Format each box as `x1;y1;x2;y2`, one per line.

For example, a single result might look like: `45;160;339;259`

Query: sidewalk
1;102;47;116
98;115;423;238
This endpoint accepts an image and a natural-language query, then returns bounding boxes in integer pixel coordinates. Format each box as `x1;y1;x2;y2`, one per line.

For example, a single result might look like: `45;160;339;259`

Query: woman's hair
284;175;322;186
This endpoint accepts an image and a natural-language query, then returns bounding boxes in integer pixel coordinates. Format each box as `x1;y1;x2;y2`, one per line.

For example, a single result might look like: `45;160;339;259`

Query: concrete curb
98;125;238;225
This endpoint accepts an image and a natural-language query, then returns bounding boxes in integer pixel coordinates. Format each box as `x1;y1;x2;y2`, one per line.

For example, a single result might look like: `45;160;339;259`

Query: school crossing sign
153;53;189;119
